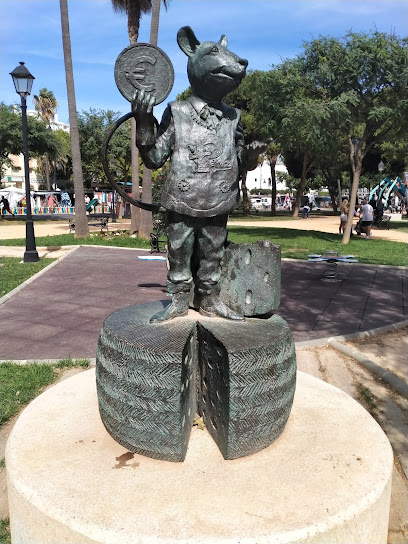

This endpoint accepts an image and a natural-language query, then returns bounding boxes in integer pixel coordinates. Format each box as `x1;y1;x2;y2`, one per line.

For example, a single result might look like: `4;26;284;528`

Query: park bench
150;219;167;253
69;216;109;234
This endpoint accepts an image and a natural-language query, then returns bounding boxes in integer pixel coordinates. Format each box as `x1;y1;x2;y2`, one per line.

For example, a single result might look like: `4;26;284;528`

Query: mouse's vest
160;100;241;218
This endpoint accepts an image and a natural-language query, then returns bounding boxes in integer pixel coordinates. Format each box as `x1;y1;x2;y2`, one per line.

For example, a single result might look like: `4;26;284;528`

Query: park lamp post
10;62;39;263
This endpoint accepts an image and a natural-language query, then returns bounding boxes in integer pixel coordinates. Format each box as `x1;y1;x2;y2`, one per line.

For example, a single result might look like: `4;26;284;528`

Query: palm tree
112;0;168;237
112;0;152;43
59;0;89;237
33;88;58;190
138;0;164;238
149;0;162;45
33;88;58;125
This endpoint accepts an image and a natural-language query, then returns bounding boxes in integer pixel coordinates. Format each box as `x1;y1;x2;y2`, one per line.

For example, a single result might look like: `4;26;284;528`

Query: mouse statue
133;26;266;323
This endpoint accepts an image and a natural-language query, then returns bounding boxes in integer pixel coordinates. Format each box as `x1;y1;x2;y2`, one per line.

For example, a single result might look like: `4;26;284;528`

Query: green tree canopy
251;30;408;226
0;103;62;179
300;30;408;241
77;108;134;188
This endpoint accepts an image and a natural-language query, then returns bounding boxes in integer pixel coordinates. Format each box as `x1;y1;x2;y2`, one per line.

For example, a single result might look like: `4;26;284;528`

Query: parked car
315;196;332;209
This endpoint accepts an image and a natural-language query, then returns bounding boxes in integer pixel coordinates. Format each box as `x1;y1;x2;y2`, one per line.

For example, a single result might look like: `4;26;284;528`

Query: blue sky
1;0;407;124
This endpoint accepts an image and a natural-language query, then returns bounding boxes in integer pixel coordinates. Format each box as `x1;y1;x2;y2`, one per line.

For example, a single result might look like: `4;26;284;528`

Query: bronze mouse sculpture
133;26;265;323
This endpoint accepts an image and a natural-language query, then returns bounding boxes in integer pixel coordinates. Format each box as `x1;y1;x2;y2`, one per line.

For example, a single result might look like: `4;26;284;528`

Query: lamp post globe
9;62;39;263
378;160;385;173
10;62;35;97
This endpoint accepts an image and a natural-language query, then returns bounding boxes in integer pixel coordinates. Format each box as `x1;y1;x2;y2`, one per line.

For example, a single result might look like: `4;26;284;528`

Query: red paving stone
0;246;406;360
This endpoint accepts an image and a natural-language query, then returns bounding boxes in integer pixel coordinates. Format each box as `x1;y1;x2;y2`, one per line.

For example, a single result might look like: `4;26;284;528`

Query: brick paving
0;245;406;360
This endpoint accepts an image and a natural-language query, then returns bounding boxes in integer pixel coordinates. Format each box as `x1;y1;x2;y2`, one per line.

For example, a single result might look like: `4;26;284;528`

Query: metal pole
21;96;39;262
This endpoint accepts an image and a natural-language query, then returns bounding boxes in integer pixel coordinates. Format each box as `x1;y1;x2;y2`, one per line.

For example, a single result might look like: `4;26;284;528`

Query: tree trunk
270;156;277;216
342;139;363;245
45;152;51;191
53;160;57;187
60;0;88;237
241;171;250;216
126;1;143;235
139;166;153;238
130;117;140;234
127;1;142;45
328;184;338;213
138;0;162;240
150;0;161;45
292;147;309;218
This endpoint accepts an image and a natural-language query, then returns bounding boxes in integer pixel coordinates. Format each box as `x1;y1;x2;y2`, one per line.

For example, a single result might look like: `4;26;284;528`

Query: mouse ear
218;35;228;47
177;26;200;57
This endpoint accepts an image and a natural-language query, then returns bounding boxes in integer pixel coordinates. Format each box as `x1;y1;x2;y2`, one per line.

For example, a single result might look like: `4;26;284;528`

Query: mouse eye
209;45;219;54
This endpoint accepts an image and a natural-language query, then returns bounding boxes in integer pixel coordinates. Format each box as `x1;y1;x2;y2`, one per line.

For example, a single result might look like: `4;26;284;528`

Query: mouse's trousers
165;211;228;295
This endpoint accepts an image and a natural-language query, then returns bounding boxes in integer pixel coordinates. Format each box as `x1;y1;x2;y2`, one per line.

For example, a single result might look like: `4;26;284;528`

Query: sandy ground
1;215;406;242
228;215;408;243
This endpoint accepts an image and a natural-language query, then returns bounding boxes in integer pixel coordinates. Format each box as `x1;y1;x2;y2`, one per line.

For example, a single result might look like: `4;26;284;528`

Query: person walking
1;196;14;217
339;199;348;234
360;199;374;239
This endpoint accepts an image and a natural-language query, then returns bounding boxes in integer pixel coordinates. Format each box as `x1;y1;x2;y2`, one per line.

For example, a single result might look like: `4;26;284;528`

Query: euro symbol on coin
125;55;157;93
115;43;174;106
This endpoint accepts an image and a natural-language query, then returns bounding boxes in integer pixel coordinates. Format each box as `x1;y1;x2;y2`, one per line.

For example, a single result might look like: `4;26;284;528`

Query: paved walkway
229;216;408;243
1;245;407;359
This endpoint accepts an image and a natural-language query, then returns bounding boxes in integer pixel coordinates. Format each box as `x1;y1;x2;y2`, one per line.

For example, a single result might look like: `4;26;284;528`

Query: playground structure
0;188;112;216
86;198;99;213
369;176;407;210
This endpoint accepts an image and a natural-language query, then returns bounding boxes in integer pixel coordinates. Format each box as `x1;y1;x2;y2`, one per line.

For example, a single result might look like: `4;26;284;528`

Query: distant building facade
1;111;69;191
245;157;288;193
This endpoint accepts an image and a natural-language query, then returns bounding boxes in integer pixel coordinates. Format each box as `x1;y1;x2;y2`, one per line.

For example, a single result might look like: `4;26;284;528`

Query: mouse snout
239;57;248;69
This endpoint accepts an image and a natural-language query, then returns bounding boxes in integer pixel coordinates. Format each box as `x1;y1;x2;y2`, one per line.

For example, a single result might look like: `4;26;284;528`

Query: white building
245;157;288;193
1;111;69;191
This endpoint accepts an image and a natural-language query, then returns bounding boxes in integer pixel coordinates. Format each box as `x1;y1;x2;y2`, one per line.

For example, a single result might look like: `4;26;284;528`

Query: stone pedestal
6;369;393;544
96;302;296;461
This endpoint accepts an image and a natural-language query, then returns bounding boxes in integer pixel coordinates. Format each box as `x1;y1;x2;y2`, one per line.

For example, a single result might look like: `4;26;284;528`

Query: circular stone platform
6;369;393;544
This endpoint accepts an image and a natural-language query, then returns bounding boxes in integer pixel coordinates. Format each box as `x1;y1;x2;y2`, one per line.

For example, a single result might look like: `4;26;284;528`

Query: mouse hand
131;89;156;116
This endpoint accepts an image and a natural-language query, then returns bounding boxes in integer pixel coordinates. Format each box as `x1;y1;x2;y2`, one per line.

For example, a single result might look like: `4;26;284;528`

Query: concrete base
6;369;393;544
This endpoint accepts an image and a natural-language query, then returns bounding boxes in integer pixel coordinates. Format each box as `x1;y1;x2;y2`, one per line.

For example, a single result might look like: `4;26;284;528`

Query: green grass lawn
0;358;90;426
1;231;151;249
0;519;10;544
2;225;406;266
0;257;56;297
227;226;407;266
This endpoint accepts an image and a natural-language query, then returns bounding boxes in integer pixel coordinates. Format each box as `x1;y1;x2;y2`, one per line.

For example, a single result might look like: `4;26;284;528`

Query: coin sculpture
114;43;174;105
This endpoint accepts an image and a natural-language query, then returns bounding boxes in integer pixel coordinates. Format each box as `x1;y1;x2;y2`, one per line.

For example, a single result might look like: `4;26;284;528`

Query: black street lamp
10;62;39;262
